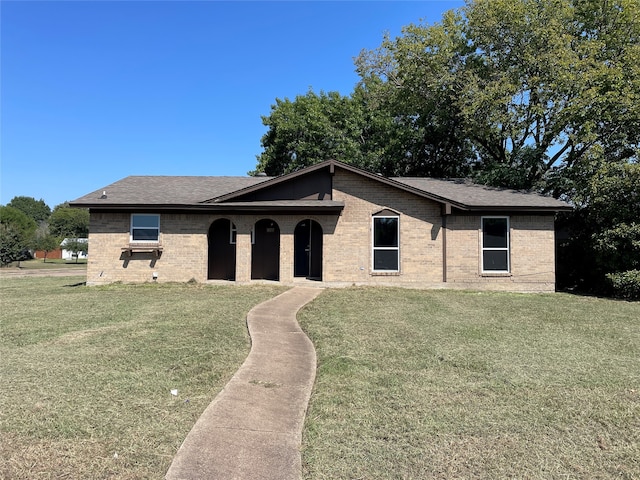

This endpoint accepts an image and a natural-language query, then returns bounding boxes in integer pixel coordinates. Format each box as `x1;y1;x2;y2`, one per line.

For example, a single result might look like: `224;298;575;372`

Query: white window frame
481;216;510;273
372;214;400;273
130;214;160;243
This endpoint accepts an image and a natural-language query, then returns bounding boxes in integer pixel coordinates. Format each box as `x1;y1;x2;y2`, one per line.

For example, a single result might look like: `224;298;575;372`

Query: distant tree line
254;0;640;299
0;196;89;266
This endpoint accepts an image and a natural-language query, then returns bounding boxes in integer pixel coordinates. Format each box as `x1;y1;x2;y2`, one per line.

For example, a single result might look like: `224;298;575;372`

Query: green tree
33;224;61;263
49;203;89;238
255;84;473;178
0;224;25;266
557;160;640;295
62;238;88;264
0;206;37;266
255;89;373;175
7;196;51;225
355;0;640;190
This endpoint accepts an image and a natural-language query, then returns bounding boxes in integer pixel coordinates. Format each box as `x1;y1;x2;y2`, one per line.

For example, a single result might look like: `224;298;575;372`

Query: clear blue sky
1;1;463;209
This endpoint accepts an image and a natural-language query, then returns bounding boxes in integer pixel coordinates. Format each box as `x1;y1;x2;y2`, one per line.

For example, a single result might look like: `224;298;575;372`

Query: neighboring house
34;238;88;260
61;238;88;261
69;160;571;291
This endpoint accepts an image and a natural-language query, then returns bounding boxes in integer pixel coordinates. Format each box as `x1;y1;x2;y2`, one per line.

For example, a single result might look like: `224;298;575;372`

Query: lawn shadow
64;281;87;288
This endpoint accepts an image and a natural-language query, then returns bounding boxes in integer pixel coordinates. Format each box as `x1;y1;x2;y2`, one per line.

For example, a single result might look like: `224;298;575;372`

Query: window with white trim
130;214;160;242
481;216;509;273
372;214;399;272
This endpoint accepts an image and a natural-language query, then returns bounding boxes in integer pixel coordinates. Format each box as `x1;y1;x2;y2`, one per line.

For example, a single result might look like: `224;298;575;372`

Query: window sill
122;243;163;257
480;272;511;277
371;271;401;276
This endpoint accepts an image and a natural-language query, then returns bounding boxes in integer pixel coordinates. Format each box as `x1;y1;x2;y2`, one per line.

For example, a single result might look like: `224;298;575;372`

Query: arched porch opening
251;219;280;281
294;219;323;280
208;219;236;280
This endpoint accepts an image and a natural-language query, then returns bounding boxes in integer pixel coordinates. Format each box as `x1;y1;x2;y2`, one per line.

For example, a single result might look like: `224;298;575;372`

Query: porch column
235;232;252;283
280;231;294;283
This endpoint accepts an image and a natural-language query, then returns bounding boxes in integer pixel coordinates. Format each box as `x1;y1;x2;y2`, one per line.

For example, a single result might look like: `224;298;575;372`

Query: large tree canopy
255;85;474;178
0;206;37;240
0;206;37;266
7;196;51;225
254;89;372;176
49;203;89;238
257;0;639;190
355;0;640;190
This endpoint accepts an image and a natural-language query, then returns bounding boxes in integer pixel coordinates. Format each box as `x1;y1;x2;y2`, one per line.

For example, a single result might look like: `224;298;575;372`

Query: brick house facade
70;160;571;291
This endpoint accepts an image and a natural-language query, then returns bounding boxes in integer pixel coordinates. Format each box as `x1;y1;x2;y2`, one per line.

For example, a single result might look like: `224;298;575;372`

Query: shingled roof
71;176;272;206
392;177;570;210
70;160;571;212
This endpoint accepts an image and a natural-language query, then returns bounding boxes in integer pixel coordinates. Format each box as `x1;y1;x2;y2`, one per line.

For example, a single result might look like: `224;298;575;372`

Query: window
372;214;399;272
230;222;237;244
131;214;160;242
482;217;509;273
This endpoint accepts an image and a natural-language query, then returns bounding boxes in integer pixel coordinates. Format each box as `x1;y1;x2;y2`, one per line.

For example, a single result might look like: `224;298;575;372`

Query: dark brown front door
294;220;322;280
208;219;236;280
251;219;280;280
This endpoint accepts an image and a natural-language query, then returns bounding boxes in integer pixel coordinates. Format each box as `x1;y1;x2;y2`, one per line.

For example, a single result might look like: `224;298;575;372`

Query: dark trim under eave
73;202;568;215
77;204;345;215
452;205;572;214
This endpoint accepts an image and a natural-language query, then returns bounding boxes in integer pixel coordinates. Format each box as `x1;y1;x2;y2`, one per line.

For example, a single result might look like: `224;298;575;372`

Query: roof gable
204;168;332;203
69;159;571;212
210;160;571;212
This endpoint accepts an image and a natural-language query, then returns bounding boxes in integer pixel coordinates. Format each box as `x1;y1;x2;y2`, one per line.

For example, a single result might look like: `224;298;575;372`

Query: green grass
0;276;286;479
3;280;638;479
298;288;640;479
3;258;87;269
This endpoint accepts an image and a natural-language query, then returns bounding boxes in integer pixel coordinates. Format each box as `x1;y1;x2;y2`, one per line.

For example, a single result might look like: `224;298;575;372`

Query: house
34;238;88;260
69;160;571;291
61;238;88;261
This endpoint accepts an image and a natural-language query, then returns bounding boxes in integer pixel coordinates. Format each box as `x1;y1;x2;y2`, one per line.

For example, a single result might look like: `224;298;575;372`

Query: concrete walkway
165;286;323;480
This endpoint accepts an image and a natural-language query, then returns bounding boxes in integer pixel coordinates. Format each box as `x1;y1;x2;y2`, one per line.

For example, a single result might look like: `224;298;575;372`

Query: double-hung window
481;216;509;273
372;213;399;272
131;214;160;243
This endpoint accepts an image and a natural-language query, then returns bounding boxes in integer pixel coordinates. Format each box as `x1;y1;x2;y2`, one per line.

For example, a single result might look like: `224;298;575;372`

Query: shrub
606;270;640;300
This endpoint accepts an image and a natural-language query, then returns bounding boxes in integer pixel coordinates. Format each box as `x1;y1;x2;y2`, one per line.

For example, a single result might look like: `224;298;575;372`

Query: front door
251;219;280;280
208;219;236;280
294;219;322;280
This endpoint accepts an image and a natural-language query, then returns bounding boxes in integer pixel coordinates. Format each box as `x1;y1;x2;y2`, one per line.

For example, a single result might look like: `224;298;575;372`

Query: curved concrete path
166;286;323;480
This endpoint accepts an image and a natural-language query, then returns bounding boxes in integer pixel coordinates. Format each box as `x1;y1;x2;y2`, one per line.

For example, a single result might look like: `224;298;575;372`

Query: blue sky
1;1;463;209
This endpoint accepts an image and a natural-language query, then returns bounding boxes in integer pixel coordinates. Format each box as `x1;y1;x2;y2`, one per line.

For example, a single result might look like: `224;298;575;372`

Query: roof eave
460;205;573;213
74;202;345;214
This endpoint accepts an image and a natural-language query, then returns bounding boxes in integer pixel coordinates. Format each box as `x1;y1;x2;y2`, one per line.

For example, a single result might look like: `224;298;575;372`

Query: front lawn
298;288;640;479
0;276;285;479
2;279;638;479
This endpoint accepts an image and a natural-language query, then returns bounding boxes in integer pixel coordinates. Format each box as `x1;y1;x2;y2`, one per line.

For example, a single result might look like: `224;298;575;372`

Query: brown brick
86;171;557;292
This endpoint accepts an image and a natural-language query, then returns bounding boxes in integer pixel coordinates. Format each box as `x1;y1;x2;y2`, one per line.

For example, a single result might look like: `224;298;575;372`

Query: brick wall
445;214;556;291
328;169;443;285
86;171;557;291
87;212;339;285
